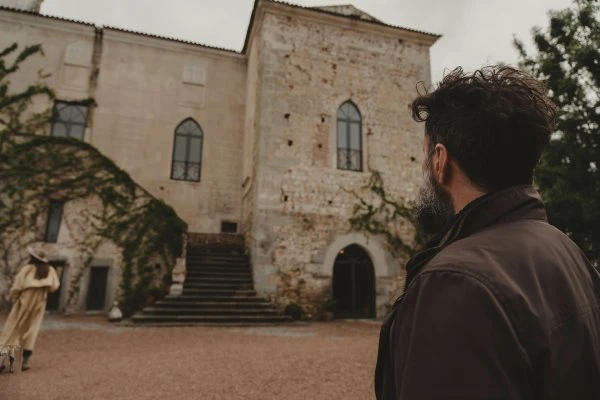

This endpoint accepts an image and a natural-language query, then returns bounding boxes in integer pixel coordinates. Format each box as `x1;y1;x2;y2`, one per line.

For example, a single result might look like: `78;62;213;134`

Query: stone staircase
132;236;292;325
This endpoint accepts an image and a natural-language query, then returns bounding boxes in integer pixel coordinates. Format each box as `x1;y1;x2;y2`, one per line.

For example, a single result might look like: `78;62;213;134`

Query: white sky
42;0;573;82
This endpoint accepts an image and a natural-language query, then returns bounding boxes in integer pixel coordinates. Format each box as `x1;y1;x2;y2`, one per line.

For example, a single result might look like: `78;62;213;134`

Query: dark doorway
221;221;238;233
86;267;109;311
46;261;66;311
332;244;376;318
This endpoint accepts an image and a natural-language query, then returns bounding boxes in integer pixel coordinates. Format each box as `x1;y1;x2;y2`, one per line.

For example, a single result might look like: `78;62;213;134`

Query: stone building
0;0;439;318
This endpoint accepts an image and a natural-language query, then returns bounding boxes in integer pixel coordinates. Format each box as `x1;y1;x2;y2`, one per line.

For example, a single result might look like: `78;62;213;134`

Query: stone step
183;283;254;290
185;269;251;276
180;289;257;296
186;262;250;269
184;276;253;283
185;269;251;275
186;261;250;268
133;240;290;326
140;307;281;316
132;314;292;324
187;260;250;266
164;295;267;302
187;247;245;253
185;272;251;279
186;253;246;259
153;300;273;308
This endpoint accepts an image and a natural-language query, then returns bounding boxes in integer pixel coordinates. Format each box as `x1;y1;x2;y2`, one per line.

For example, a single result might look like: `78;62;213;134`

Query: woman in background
0;248;60;373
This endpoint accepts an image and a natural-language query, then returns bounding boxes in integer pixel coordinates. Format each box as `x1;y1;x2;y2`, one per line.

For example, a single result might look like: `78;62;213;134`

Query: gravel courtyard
0;315;381;400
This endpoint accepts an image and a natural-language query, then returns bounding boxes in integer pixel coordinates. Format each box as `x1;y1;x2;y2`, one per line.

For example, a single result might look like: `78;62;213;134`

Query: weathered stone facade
243;3;436;317
0;0;438;316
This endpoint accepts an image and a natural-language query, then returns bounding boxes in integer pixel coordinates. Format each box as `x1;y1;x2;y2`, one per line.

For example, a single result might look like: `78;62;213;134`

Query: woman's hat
27;247;48;264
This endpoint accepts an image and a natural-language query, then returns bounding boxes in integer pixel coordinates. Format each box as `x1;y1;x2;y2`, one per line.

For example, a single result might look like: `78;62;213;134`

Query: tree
515;0;600;264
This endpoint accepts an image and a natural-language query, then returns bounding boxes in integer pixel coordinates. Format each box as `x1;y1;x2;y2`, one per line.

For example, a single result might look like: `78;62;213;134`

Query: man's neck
452;185;487;213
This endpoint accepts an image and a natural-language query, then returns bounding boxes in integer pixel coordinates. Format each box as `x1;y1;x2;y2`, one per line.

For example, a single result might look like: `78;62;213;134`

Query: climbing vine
348;171;426;257
0;43;187;316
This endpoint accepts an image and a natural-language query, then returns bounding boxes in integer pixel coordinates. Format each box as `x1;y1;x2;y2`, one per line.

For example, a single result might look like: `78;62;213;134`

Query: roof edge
242;0;441;54
0;5;95;27
0;6;241;56
103;26;241;55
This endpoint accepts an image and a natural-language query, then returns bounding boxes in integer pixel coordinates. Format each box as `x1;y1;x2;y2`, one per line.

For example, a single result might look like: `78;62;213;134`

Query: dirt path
0;315;381;400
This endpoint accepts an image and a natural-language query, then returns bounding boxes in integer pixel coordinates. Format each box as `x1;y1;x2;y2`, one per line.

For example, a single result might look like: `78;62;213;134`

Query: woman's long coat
0;264;60;354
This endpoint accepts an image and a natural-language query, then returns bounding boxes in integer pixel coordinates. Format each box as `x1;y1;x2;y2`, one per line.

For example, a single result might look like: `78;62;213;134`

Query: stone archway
332;244;376;318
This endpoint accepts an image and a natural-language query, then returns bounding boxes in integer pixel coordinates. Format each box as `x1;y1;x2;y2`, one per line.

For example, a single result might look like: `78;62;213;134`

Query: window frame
170;118;204;182
50;101;89;140
336;101;363;172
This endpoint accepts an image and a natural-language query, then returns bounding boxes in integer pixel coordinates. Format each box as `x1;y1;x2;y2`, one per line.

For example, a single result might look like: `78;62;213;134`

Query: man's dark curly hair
412;66;557;192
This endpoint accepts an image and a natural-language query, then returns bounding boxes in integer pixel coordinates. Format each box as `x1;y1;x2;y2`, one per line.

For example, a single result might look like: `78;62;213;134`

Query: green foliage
0;43;187;315
348;171;425;257
322;298;338;313
284;303;304;320
0;134;187;316
515;0;600;263
0;43;54;139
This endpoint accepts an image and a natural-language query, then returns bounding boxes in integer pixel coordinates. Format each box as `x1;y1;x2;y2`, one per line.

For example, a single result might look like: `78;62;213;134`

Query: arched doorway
332;244;376;318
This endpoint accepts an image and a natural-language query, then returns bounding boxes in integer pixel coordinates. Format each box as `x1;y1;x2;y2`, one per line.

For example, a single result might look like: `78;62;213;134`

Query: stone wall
0;196;123;313
247;7;435;317
0;9;248;234
92;30;247;233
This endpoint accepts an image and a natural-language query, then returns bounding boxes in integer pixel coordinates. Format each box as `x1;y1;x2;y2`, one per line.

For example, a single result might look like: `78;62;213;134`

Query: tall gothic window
171;118;203;182
337;101;362;171
50;101;88;140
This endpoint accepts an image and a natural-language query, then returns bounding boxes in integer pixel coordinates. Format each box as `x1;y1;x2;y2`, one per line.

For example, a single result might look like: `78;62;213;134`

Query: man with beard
374;66;600;399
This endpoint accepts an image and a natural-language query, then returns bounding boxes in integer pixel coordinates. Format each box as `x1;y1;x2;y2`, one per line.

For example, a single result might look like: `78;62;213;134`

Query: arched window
337;101;362;171
170;118;203;182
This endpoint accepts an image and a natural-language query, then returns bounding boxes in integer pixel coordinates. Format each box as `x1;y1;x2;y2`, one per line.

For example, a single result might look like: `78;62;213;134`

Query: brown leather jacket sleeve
390;270;532;399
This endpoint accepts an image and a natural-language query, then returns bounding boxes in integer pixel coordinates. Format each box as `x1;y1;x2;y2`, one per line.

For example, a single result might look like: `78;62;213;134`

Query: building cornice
102;28;244;61
242;0;441;53
264;1;440;47
0;6;95;37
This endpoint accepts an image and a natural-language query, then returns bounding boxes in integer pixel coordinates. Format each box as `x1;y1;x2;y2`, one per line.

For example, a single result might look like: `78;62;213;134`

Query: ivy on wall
0;43;187;316
348;171;425;257
0;135;187;316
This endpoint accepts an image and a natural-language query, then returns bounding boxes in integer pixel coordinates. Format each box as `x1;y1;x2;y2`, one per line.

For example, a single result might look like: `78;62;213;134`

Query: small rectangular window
45;201;64;243
221;221;238;233
51;101;88;140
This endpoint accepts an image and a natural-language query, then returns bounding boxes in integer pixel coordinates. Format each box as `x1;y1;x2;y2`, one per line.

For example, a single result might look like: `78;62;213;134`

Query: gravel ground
0;315;381;400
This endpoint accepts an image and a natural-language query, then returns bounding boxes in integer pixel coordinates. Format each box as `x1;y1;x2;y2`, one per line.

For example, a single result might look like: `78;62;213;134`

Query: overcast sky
42;0;573;82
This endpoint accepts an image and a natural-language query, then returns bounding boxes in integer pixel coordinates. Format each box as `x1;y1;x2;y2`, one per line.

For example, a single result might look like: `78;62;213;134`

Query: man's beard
414;160;455;236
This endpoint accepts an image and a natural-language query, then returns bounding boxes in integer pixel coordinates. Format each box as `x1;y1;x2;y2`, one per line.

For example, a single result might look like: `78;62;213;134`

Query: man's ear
433;143;450;184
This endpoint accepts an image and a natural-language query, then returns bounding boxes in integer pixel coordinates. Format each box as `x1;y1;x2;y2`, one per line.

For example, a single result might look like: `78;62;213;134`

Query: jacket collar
403;185;547;294
438;184;547;247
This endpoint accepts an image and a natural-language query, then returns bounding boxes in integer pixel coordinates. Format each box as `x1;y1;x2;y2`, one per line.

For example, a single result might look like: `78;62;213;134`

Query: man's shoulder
426;218;581;276
418;218;597;341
